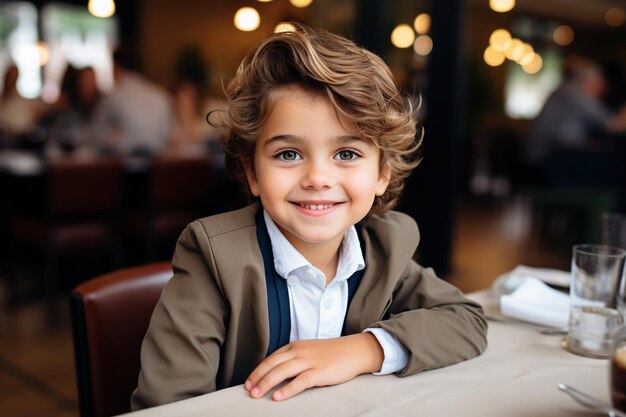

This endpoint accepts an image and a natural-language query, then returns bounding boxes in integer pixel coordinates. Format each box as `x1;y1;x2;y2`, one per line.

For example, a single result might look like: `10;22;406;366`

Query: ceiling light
234;7;260;32
489;29;511;51
275;22;296;33
553;25;574;46
522;54;543;74
391;24;415;49
484;46;506;67
413;35;433;56
88;0;115;18
489;0;515;13
289;0;314;8
413;13;431;34
605;7;626;27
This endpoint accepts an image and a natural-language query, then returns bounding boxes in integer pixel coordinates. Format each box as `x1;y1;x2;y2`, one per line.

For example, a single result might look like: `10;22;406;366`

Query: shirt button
324;297;334;309
287;276;297;287
304;270;316;281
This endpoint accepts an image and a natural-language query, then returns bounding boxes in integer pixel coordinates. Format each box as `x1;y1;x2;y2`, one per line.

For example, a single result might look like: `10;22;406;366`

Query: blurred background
0;0;625;416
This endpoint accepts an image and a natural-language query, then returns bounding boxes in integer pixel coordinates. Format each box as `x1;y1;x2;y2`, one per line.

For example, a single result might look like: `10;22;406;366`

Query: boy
131;25;487;409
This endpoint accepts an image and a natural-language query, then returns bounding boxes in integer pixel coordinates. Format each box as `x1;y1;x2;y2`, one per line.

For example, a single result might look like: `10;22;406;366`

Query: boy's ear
242;157;261;197
375;162;391;196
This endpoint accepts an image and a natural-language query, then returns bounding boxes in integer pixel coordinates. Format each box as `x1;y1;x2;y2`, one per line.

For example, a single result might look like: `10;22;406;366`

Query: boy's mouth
290;201;343;217
290;201;342;212
297;203;335;210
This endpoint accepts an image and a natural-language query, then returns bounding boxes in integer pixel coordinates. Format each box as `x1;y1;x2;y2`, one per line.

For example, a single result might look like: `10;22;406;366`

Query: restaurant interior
1;0;625;416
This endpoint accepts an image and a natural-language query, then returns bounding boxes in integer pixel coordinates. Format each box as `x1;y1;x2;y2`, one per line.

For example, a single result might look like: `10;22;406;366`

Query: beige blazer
131;203;487;410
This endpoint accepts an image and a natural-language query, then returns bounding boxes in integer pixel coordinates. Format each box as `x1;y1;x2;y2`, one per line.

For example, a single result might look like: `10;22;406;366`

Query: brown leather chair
10;157;124;299
70;262;172;417
127;155;212;260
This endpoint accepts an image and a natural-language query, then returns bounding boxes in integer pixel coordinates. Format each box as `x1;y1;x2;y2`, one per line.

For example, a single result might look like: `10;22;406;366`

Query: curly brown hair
218;24;421;214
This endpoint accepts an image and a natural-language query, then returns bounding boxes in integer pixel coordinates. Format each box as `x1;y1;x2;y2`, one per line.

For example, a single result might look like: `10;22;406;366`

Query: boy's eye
277;150;301;161
334;149;359;161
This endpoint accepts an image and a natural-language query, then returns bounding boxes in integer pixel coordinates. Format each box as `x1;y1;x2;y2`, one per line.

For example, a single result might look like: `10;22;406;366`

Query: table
119;291;610;417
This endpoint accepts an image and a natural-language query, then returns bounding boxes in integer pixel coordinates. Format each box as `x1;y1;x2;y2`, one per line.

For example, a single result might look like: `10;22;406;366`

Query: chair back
71;262;172;417
150;156;211;210
48;158;124;218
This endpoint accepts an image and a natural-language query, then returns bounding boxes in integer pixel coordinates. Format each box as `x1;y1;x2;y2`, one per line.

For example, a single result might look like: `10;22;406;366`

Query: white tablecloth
120;290;609;417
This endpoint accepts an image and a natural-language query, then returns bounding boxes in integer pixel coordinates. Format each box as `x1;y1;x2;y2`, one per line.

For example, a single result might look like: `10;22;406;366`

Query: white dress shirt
264;211;409;374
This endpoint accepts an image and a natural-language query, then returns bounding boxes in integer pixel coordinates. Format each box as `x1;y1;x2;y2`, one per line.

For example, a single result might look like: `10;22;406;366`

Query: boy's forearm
372;302;487;376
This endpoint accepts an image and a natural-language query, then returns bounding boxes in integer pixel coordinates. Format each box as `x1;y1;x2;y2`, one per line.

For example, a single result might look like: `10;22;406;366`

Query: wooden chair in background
126;156;212;261
9;157;124;303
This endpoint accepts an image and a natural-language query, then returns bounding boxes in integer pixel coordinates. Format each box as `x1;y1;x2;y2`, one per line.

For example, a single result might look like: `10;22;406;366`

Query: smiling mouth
291;201;342;211
298;203;335;210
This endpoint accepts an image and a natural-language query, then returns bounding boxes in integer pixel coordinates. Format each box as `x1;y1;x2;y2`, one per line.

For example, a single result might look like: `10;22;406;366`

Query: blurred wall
139;0;311;92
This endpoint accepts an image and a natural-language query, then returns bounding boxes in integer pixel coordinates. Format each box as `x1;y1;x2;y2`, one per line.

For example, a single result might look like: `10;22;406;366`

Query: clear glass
564;244;626;358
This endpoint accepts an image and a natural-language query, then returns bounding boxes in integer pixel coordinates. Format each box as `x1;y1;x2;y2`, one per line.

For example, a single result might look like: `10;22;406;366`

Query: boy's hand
244;333;384;401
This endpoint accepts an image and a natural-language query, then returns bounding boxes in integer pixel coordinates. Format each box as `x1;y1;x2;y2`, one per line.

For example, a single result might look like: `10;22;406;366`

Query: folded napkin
500;277;570;329
491;264;571;297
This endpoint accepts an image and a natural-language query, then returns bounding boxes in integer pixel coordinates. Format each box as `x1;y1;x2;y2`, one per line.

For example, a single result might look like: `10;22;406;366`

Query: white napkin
500;277;570;329
491;265;571;297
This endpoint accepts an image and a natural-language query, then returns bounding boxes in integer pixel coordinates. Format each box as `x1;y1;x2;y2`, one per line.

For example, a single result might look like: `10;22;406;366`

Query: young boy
131;25;487;410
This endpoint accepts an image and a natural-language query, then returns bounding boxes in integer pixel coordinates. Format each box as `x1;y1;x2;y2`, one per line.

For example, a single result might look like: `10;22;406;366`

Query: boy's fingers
272;370;317;401
245;350;292;389
250;360;310;399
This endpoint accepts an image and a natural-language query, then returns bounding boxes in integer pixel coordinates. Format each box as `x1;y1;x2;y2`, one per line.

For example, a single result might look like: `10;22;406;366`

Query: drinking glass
564;244;626;358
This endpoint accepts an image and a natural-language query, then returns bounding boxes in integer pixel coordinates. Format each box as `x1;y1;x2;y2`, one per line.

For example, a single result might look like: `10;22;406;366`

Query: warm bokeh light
390;24;415;48
522;54;543;74
505;38;524;61
489;29;511;51
516;43;535;65
553;25;574;45
413;35;433;56
234;7;260;32
489;0;515;13
413;13;431;34
484;46;506;67
289;0;314;8
605;7;626;27
257;0;273;2
274;22;297;33
88;0;115;18
37;41;49;66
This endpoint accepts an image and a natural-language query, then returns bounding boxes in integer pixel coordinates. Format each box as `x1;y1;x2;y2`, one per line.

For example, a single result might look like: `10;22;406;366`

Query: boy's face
244;87;390;254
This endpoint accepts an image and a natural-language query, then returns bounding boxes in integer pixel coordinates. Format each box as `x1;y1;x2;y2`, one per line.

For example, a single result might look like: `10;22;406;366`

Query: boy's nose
301;159;336;189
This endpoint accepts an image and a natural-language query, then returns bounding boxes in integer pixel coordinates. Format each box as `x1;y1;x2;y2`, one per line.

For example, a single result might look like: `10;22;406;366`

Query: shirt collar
263;210;365;282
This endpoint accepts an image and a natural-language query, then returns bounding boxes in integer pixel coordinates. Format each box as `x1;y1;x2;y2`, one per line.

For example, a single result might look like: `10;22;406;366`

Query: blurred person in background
526;58;626;175
35;66;100;157
92;47;173;157
169;80;211;156
169;46;226;164
0;65;46;147
76;66;101;118
203;92;227;170
169;81;228;165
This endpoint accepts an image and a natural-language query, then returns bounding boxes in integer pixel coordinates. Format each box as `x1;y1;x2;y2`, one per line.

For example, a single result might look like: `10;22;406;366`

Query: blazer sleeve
131;221;227;410
368;261;488;376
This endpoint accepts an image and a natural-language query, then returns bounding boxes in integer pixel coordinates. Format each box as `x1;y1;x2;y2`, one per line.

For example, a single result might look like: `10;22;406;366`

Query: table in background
120;291;609;417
